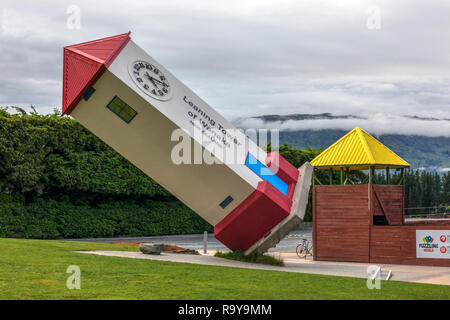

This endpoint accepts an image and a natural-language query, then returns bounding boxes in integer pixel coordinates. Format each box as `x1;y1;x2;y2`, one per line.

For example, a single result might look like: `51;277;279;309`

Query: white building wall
71;69;259;226
109;40;265;188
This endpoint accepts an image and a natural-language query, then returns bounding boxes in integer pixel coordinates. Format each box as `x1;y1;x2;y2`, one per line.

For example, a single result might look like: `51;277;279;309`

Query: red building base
215;152;299;252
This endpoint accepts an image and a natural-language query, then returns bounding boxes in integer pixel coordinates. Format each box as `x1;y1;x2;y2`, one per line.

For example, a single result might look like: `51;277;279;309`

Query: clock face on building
129;60;171;100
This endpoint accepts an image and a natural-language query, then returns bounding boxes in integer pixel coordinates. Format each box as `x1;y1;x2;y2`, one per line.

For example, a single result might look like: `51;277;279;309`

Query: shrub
215;250;284;266
0;193;212;239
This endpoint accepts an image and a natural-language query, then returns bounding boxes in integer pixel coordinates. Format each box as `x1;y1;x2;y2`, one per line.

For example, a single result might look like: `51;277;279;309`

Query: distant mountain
235;113;450;169
252;112;450;123
405;115;450;121
253;113;363;122
278;130;450;169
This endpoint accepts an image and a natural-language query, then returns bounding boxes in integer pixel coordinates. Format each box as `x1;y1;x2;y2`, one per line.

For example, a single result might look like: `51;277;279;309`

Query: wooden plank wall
313;185;371;262
373;185;404;225
370;225;450;267
314;184;450;266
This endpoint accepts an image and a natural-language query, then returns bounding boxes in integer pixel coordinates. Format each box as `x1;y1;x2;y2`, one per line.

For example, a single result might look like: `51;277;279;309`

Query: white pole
203;231;208;254
386;270;392;281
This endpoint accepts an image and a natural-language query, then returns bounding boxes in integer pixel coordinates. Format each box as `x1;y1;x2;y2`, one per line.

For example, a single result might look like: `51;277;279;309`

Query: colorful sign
416;230;450;259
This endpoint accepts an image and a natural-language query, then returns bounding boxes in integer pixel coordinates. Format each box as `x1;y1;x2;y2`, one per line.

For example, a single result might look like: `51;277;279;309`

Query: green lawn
0;238;449;300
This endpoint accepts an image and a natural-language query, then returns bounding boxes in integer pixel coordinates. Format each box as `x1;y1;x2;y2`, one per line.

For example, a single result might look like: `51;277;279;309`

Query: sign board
416;230;450;259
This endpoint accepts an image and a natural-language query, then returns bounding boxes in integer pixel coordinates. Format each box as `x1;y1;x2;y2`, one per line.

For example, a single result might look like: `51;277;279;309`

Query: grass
215;250;284;266
0;238;449;299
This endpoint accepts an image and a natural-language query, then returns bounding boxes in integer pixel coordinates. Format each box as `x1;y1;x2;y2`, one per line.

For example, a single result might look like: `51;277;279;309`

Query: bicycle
296;238;313;258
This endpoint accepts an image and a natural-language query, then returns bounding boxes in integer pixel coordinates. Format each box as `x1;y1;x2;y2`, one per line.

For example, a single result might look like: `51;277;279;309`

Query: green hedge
0;108;323;239
0;108;169;197
0;108;215;239
0;193;212;239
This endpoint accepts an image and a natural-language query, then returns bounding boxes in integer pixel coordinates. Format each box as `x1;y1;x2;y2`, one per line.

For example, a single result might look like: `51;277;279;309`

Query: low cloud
0;0;450;138
234;113;450;137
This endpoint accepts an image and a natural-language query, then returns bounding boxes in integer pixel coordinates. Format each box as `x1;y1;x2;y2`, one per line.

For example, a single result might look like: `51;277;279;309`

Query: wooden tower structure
311;127;450;266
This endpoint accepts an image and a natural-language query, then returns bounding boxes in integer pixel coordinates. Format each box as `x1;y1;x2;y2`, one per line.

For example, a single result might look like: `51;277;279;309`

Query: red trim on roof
62;32;131;116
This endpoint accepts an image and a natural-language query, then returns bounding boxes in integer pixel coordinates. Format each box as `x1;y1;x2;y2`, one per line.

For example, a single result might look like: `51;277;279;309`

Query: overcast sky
1;0;450;136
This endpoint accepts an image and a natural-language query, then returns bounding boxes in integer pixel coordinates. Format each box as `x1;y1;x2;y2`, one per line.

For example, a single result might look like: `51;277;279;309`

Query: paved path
69;226;313;253
78;250;450;286
70;225;450;286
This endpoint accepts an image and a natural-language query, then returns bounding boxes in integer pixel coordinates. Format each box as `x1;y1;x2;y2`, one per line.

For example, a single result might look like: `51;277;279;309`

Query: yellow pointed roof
311;127;410;170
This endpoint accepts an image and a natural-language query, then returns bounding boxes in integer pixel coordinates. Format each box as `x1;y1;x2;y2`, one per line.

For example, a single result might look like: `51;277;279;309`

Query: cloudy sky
1;0;450;136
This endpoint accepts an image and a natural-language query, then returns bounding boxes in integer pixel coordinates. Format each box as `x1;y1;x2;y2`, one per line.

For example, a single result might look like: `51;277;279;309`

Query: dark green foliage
375;169;449;212
0;192;212;239
279;130;450;168
0;107;323;238
0;108;211;238
404;170;449;211
215;250;284;266
2;107;444;238
0;108;170;196
273;143;322;168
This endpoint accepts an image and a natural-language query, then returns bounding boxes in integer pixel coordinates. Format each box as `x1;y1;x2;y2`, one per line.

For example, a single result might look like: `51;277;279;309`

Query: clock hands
144;72;168;88
153;78;167;86
137;65;170;97
144;72;159;89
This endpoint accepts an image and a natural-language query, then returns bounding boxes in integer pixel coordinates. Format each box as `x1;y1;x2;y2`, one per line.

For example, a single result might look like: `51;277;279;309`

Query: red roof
62;32;131;115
